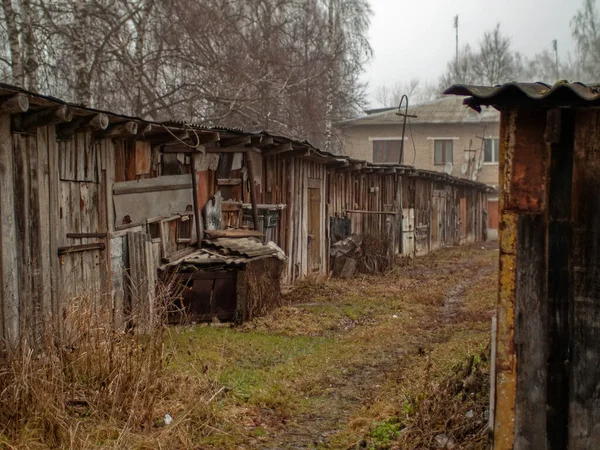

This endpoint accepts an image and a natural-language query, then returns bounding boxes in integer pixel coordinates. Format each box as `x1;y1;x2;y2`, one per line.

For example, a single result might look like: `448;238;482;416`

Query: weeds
0;283;220;449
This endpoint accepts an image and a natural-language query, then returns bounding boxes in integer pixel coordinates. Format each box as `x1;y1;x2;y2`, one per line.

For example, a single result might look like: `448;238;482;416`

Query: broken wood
0;93;29;114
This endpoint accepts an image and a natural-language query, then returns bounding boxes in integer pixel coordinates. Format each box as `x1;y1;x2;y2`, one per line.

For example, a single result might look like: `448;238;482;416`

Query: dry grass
0;284;221;449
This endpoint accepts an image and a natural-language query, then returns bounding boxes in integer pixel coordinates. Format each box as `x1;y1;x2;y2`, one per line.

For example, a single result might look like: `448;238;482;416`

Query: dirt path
168;244;498;449
248;247;497;449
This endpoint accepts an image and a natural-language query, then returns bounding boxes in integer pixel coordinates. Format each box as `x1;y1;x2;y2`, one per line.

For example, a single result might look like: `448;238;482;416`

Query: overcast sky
363;0;583;107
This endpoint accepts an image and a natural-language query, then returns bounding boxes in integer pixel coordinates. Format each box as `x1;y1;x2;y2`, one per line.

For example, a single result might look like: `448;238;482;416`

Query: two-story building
337;95;500;238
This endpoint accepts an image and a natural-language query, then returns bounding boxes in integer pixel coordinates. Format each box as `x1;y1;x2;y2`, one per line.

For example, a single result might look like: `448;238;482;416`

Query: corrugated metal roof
339;95;499;127
203;238;285;258
444;81;600;109
161;239;285;270
0;82;492;192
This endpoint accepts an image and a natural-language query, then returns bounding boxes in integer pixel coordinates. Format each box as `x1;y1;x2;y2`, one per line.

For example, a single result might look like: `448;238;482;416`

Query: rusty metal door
308;188;321;271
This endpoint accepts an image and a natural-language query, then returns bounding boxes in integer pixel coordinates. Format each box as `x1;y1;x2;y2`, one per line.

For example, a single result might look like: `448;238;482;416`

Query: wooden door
402;208;415;256
308;188;321;271
459;197;467;239
488;200;499;229
432;195;440;249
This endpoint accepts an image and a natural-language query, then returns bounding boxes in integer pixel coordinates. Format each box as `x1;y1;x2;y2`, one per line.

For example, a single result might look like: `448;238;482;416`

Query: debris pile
330;234;392;277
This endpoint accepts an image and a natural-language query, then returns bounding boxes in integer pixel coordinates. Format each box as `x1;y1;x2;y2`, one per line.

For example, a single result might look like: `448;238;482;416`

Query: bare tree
2;0;23;85
438;24;522;90
375;78;439;108
572;0;600;82
472;24;522;85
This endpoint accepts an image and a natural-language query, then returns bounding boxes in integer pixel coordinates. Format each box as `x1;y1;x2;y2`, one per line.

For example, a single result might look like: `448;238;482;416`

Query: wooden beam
278;148;310;159
244;150;260;231
191;153;204;247
66;232;107;239
327;159;350;168
219;135;252;147
58;242;105;255
0;93;29;114
205;145;258;154
57;113;109;138
97;121;137;138
249;135;274;147
217;178;242;186
346;210;399;215
263;142;293;157
150;130;189;146
138;123;152;135
19;105;72;131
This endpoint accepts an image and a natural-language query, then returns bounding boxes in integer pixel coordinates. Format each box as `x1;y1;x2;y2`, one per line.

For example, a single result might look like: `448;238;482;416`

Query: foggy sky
363;0;582;107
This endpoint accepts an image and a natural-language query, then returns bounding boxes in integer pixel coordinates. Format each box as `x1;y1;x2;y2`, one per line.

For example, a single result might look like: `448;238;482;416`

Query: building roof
339;95;499;127
0;82;492;192
444;81;600;110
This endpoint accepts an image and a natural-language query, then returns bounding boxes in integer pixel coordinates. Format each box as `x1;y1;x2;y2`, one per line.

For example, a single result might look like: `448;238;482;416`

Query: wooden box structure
447;81;600;449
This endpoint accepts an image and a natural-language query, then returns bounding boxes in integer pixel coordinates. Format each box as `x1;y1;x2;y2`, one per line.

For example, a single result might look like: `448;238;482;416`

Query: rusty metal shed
446;81;600;450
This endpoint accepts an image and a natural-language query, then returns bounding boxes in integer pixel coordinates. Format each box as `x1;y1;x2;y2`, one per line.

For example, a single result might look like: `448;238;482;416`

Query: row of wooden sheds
0;82;490;345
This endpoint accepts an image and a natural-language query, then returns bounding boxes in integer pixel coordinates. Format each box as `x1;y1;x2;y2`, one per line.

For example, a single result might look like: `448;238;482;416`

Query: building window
434;140;453;165
484;138;499;163
372;140;403;164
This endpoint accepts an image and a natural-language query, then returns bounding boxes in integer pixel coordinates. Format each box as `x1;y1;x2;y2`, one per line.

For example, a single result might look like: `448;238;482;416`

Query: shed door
308;188;321;271
402;208;415;256
459;197;467;239
488;200;499;229
432;196;440;248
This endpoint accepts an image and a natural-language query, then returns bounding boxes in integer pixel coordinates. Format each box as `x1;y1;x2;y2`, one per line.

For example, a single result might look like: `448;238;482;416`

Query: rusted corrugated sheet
444;81;600;109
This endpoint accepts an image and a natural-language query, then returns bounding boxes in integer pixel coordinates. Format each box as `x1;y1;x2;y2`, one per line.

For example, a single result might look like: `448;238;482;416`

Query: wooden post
191;152;204;247
245;150;260;231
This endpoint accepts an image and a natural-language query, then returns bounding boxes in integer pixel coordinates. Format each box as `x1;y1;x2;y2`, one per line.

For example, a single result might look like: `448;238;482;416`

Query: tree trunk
74;0;91;105
21;0;38;91
2;0;23;86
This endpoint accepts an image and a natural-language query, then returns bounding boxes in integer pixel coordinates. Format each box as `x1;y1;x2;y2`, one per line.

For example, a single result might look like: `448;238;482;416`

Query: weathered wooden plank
569;109;600;448
0;115;19;344
135;140;151;175
514;213;548;450
47;125;60;320
36;126;53;335
546;109;574;450
127;232;155;332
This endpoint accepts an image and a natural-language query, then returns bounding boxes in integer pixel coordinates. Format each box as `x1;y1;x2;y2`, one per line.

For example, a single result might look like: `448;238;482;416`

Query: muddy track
256;263;494;449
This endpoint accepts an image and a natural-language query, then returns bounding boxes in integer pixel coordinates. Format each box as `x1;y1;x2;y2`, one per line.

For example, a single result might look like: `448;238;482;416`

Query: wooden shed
446;81;600;449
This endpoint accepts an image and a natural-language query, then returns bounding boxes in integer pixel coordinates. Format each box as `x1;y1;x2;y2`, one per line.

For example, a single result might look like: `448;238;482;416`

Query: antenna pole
552;39;559;81
454;15;459;67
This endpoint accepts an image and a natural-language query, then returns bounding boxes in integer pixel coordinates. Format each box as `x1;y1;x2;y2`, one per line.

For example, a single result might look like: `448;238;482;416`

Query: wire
160;124;203;149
